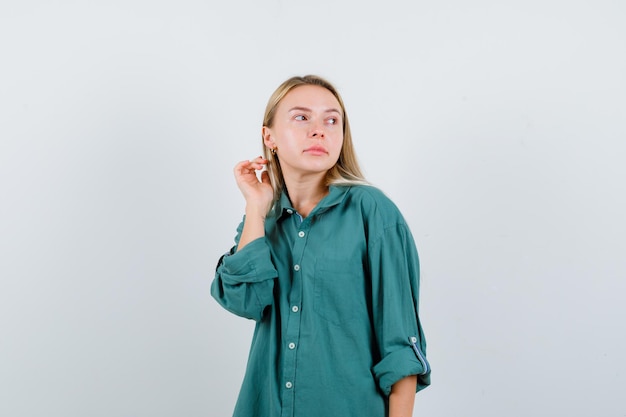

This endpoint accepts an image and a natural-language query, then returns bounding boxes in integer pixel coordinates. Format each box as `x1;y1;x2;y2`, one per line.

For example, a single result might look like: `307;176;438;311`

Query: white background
1;1;624;416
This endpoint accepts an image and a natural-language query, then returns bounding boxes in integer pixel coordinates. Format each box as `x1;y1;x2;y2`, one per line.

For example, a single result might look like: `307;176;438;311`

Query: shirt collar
274;185;350;221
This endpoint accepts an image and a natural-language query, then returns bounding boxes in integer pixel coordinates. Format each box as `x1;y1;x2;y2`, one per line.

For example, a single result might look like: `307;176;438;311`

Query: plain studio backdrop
1;1;624;416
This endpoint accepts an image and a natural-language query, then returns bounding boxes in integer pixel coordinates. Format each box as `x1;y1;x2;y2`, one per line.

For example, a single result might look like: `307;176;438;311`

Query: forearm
388;375;417;417
212;222;277;321
237;205;266;251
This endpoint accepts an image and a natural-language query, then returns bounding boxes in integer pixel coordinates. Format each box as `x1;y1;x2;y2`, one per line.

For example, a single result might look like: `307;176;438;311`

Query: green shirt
211;185;430;417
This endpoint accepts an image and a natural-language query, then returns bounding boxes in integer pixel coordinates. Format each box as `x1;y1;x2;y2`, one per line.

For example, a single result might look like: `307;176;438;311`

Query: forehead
278;85;341;112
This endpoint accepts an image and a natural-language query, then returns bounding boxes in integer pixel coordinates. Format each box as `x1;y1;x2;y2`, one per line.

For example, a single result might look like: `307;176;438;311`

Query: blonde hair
262;75;368;202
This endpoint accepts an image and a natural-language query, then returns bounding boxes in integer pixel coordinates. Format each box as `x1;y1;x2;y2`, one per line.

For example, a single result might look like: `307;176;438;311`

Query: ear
262;126;275;149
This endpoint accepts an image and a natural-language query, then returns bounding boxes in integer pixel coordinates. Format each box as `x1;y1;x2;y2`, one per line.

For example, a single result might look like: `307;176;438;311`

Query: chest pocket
314;257;367;325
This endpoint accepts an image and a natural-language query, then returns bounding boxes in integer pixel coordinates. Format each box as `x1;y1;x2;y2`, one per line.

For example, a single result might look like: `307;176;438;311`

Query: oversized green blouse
211;185;430;417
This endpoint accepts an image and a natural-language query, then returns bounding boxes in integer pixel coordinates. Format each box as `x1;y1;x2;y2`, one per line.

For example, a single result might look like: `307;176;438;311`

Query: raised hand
234;156;274;218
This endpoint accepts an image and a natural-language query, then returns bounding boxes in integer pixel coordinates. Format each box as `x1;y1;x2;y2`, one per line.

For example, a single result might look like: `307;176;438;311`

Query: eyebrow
288;106;342;115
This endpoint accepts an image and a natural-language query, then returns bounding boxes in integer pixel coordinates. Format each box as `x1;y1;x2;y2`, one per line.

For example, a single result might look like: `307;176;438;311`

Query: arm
233;156;273;251
210;157;276;320
369;223;431;396
237;205;267;251
389;375;417;417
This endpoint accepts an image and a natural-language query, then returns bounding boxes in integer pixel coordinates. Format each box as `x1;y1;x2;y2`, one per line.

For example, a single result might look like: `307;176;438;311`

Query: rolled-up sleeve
211;223;278;321
369;223;431;395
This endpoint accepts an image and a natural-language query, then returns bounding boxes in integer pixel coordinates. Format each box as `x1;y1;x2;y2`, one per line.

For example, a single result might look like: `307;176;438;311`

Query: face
263;85;344;180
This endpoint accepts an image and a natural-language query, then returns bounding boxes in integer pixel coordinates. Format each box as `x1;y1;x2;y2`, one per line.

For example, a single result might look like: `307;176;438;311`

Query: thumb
260;170;272;185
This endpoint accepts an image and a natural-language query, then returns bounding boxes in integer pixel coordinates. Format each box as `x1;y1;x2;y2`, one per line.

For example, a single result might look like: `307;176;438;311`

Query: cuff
372;343;431;396
219;237;277;284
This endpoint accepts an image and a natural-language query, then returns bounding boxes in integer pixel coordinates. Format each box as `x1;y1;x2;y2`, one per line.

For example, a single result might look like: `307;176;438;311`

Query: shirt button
294;264;300;271
288;342;296;349
286;209;293;214
285;381;293;389
411;337;418;343
292;305;299;313
298;231;305;238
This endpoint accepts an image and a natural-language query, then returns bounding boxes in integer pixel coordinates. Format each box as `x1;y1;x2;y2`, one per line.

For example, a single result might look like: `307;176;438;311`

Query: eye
294;115;307;121
327;117;338;125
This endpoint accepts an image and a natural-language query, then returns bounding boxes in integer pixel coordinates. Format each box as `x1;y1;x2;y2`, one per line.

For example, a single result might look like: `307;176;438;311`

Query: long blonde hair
262;75;367;202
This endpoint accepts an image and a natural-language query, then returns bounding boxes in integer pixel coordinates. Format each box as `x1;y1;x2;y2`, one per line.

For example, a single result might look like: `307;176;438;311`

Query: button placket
282;211;311;415
281;213;310;414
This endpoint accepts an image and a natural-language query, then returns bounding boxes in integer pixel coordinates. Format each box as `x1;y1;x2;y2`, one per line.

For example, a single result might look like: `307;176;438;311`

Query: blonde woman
212;75;430;417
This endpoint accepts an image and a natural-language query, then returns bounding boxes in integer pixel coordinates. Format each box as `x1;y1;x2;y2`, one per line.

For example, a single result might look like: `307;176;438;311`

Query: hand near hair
234;157;274;213
233;157;273;250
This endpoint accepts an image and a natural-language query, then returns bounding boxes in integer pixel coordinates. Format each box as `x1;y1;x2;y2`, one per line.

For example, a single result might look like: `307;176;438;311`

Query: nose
309;120;325;138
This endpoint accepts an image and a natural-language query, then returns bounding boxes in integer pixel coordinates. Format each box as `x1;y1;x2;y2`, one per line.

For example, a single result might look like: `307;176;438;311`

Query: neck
283;174;329;218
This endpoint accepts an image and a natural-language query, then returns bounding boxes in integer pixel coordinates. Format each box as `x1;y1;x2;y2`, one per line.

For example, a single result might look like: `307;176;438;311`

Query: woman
211;75;430;417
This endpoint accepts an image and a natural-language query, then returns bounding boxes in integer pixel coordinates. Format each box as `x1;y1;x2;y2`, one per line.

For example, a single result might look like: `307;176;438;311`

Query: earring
270;147;277;155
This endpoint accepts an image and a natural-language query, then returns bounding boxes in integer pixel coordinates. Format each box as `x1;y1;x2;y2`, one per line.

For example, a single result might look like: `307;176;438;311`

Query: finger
235;159;261;173
250;163;267;171
234;159;252;171
247;155;266;163
252;155;267;161
260;170;271;185
248;156;268;170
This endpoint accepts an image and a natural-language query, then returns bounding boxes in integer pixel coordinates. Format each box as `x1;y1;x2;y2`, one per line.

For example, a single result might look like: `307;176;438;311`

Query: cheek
332;137;344;155
280;126;301;140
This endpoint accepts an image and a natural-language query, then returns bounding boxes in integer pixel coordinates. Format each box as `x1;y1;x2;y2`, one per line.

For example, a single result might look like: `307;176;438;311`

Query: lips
304;145;328;155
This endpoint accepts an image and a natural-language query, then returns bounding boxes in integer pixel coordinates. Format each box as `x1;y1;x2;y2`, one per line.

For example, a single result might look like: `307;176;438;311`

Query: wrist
245;205;268;221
